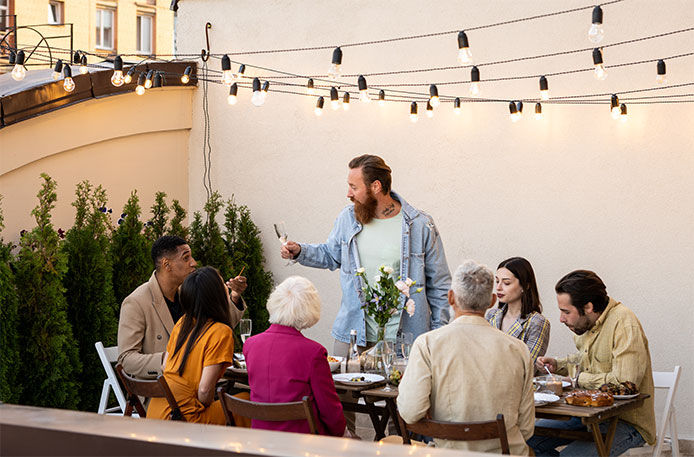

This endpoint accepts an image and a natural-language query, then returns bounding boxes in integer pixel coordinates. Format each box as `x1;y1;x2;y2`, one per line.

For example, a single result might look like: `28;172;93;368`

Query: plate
614;393;639;400
332;373;385;385
534;392;561;404
327;356;344;372
534;377;571;389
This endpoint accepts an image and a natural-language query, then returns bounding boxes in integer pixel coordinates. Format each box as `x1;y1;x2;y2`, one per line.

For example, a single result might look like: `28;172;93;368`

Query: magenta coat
243;324;346;436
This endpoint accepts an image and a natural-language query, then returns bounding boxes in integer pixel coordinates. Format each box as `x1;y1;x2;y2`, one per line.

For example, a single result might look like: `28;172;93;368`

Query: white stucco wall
176;0;694;439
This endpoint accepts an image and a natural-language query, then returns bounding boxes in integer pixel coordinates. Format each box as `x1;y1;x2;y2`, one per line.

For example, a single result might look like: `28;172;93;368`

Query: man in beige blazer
118;235;246;379
397;260;535;456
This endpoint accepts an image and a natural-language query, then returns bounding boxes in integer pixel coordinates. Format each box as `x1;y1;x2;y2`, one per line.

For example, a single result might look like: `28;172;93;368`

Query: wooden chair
217;387;319;434
115;364;186;421
397;413;511;454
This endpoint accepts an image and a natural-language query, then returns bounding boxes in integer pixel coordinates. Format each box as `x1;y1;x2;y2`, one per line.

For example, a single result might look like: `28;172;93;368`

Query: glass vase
360;325;393;376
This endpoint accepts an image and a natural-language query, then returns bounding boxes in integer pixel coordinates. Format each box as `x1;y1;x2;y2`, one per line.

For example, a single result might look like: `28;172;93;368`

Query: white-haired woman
243;276;346;436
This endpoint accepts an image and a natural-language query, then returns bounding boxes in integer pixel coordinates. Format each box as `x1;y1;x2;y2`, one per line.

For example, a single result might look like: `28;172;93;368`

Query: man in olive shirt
529;270;656;456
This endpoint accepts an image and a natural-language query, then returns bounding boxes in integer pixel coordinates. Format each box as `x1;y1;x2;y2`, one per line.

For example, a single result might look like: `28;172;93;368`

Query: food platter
613;393;639;400
332;373;385;386
534;392;561;406
534;377;571;388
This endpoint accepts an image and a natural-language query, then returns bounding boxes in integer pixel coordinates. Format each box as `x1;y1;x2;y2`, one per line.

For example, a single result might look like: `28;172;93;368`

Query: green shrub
0;195;21;403
111;190;152;306
14;174;80;409
62;182;119;411
168;199;189;240
188;191;232;277
144;191;169;242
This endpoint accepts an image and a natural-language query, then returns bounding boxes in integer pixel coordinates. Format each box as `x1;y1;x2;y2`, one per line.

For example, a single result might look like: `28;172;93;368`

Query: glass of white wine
274;221;295;266
239;319;252;344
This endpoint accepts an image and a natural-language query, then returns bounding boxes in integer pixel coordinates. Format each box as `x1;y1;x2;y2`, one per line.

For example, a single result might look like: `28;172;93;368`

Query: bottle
346;329;361;373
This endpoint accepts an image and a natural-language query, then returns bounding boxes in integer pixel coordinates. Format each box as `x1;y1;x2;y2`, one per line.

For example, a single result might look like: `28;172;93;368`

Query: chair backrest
115;363;186;421
652;366;681;457
397;413;510;455
217;387;319;434
95;341;128;414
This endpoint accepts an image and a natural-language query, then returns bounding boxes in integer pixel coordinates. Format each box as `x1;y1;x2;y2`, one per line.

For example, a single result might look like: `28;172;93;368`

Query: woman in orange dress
148;266;235;424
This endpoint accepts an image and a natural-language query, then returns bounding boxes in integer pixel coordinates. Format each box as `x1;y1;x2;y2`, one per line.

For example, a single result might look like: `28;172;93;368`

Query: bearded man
281;154;451;355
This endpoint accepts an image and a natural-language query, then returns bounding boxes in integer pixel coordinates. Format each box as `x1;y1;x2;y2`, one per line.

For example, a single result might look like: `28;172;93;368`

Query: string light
588;5;605;44
8;50;15;65
251;77;265;106
343;91;350;110
457;31;473;64
11;50;26;81
378;90;386;107
410;101;418;123
124;67;135;84
620;103;628;122
181;66;192;84
153;72;163;88
111;56;124;87
135;73;146;95
329;47;342;80
306;78;315;95
234;64;246;80
144;70;154;89
228;83;238;105
221;55;234;86
73;51;81;64
593;48;607;80
509;101;521;122
330;86;339;110
610;94;620;119
454;97;461;115
656;59;667;84
429;84;440;108
52;59;63;81
426;100;434;118
79;54;89;75
261;81;270;102
315;96;324;116
358;75;370;102
539;75;549;100
63;65;75;93
535;103;543;120
470;66;481;95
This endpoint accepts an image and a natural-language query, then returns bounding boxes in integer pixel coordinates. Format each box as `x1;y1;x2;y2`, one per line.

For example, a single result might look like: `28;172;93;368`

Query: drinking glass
567;362;580;389
396;332;413;360
239;319;252;344
274;221;295;266
381;342;395;391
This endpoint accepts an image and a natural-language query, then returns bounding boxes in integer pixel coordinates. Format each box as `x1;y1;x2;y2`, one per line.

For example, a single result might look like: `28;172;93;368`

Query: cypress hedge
0;196;21;403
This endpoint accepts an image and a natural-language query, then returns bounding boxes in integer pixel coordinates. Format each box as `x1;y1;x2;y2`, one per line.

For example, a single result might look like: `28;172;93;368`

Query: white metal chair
95;341;137;417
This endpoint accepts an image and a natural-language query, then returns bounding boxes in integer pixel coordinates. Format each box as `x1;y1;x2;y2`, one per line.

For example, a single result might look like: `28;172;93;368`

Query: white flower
356;267;365;274
406;299;416;317
395;280;410;297
405;278;414;287
382;265;394;275
374;274;381;283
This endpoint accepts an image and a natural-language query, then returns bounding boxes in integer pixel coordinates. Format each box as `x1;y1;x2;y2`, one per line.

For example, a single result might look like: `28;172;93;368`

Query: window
136;15;153;54
48;1;63;25
0;0;9;32
95;8;114;50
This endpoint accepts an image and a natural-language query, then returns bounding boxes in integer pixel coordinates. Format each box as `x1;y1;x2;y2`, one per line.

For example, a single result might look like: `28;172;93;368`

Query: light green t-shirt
356;211;403;342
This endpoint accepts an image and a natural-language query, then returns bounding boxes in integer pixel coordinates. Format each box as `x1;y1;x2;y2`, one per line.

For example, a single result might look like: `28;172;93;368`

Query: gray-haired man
397;260;535;455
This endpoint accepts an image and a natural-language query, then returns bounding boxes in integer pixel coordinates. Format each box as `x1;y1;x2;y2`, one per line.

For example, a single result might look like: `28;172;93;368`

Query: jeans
528;417;645;456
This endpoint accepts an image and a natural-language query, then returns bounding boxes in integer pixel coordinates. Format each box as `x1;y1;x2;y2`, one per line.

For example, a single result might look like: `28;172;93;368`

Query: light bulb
454;97;461;115
656;60;667;85
144;70;154;89
52;59;63;80
181;66;192;84
470;66;481;95
227;83;238;105
251;78;265;106
509;101;520;122
378;90;385;107
315;96;324;116
620;103;627;123
234;64;245;80
588;6;604;44
221;55;234;86
261;81;270;101
539;76;549;100
610;94;620;119
79;55;88;74
534;103;543;120
135;85;145;95
11;50;26;81
358;75;370;103
329;47;342;80
593;48;607;80
135;73;145;95
111;55;124;87
306;78;315;95
429;84;440;108
410;102;418;123
330;86;339;110
426;100;434;118
62;65;75;92
343;92;350;111
457;31;473;64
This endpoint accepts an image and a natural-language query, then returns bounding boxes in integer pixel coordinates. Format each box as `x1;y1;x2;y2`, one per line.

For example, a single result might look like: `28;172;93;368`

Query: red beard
352;190;378;225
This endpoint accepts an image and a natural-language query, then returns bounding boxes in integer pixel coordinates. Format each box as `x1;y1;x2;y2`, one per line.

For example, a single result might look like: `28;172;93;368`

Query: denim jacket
296;192;451;346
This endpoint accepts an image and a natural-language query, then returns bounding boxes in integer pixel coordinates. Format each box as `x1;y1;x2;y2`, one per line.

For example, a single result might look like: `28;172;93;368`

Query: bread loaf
565;390;614;407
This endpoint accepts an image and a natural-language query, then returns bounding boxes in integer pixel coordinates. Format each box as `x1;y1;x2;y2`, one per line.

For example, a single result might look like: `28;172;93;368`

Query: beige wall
0;86;194;243
177;0;694;438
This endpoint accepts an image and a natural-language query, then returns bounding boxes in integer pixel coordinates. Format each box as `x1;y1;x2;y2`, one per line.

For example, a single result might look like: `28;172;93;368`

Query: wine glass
567;361;580;389
239;319;252;344
396;332;413;361
381;342;395;392
274;221;295;266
